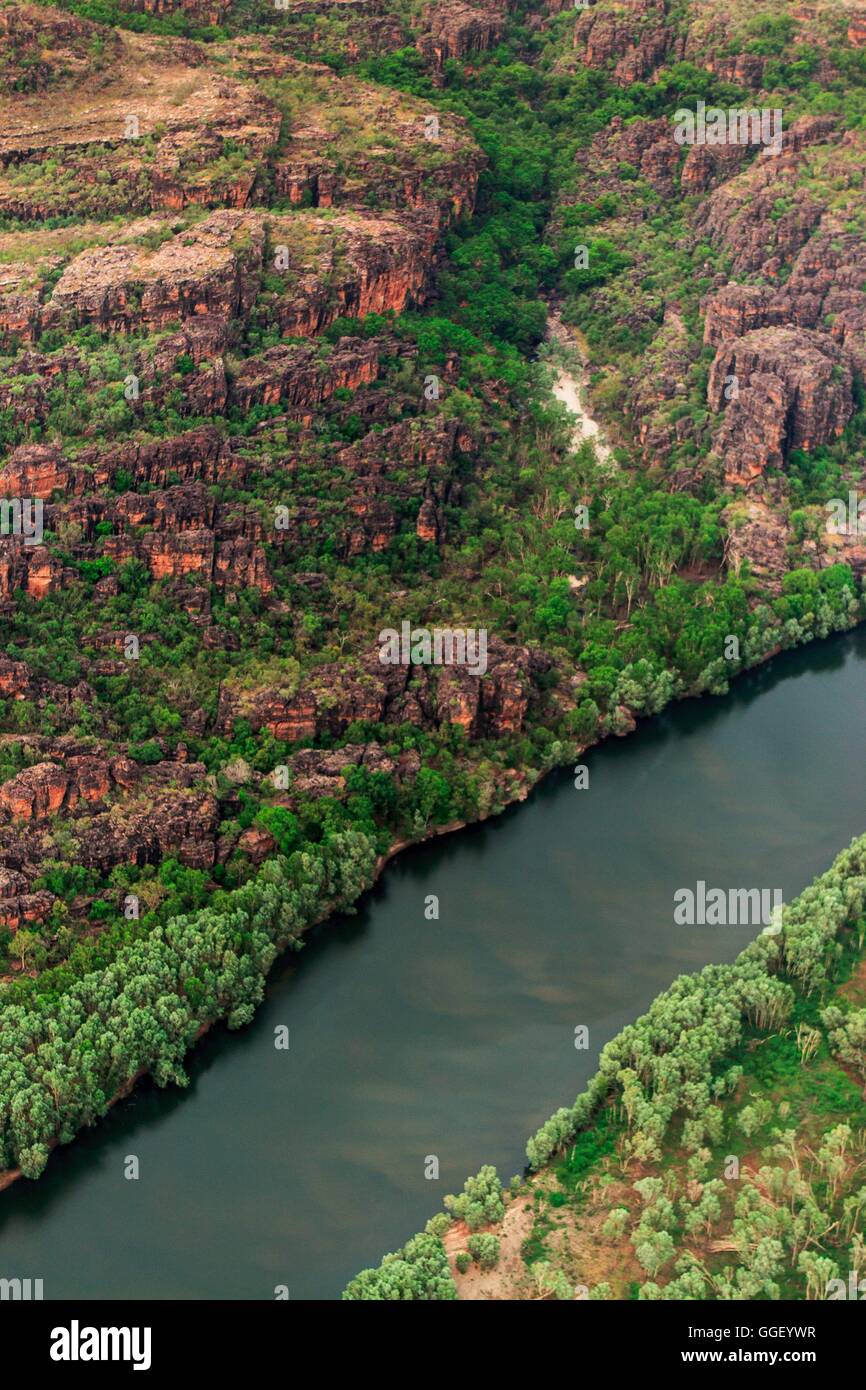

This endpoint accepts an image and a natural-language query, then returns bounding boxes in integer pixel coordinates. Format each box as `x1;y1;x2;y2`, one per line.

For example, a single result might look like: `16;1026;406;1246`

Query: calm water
3;629;866;1299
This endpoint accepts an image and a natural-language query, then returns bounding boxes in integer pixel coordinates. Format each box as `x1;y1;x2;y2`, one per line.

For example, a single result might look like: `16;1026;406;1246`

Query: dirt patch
839;955;866;1006
445;1200;538;1300
446;1171;646;1299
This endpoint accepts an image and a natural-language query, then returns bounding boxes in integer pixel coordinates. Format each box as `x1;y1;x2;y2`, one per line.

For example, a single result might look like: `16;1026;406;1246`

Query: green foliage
467;1233;500;1269
0;831;378;1175
342;1233;456;1301
253;807;300;857
443;1165;505;1230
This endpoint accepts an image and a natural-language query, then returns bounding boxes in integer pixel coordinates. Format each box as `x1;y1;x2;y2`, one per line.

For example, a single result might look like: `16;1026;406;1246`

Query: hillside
1;0;866;1264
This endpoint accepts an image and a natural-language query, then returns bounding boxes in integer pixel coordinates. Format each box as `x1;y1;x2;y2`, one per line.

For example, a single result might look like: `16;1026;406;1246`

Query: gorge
2;626;866;1297
1;0;866;1310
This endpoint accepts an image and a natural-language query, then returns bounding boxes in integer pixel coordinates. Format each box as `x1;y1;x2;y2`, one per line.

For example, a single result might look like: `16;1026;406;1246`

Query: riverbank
6;623;866;1295
2;328;863;1198
0;775;547;1194
346;822;866;1300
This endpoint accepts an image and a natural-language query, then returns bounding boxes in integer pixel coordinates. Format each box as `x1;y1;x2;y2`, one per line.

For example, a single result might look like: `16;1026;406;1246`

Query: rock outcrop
707;329;853;485
216;638;550;743
416;0;509;69
574;0;683;85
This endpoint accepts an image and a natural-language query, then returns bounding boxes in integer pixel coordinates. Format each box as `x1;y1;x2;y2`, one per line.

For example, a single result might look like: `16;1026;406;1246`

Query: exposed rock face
273;90;483;221
688;121;866;486
694;120;852;277
0;658;31;699
276;211;450;334
38;207;444;342
0;888;53;931
216;638;550;743
229;337;383;417
137;316;230;415
416;0;508;68
0;762;71;822
74;786;219;873
0;733;224;932
0;660;93;719
284;742;421;801
698;51;767;87
0;320;225;426
695;169;825;279
44;211;265;336
81;427;238;492
236;8;406;68
575;0;683;84
0;443;71;499
0;743;219;915
0;402;470;595
0;496;272;599
0;261;42;346
607;115;681;193
0;427;237;498
549;109;684;262
704;231;866;378
0;541;64;600
117;0;232;23
703;284;775;348
680;141;753;195
0;751;143;825
0;32;281;218
0;2;523;973
279;417;470;558
96;497;272;593
722;500;790;591
0;4;121;92
707;329;853;485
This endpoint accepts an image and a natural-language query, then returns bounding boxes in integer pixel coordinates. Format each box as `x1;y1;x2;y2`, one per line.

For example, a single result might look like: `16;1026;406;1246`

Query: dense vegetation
0;830;376;1176
1;0;866;1254
346;830;866;1299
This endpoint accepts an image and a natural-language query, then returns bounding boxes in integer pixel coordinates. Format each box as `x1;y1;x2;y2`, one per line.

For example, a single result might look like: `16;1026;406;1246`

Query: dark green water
3;628;866;1300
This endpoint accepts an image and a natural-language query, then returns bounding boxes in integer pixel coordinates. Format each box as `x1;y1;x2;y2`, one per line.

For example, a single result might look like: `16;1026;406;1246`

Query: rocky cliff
0;3;558;957
549;0;866;589
0;0;861;977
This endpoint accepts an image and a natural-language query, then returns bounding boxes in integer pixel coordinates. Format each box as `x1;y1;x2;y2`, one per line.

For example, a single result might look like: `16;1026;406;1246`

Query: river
2;627;866;1298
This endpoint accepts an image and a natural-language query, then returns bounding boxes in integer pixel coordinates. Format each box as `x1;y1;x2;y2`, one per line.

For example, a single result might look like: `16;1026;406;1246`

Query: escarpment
707;329;854;486
694;127;866;484
5;0;866;1249
0;0;545;976
416;0;510;68
574;0;684;85
544;0;866;613
0;0;862;1003
0;738;220;928
214;637;551;744
33;208;438;341
0;10;488;614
